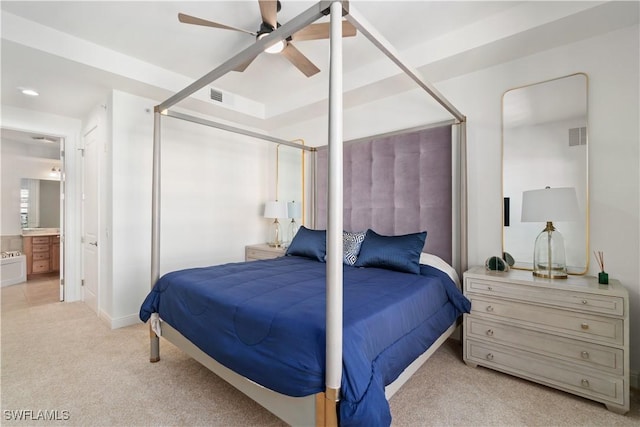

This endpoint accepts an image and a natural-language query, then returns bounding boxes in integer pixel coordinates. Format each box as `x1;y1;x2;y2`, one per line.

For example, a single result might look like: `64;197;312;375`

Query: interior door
82;125;99;314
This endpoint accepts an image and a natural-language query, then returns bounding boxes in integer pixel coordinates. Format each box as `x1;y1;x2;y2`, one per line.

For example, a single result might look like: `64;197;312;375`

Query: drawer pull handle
486;329;494;336
581;379;590;388
486;353;494;361
582;299;588;305
486;306;494;312
581;351;590;359
581;323;589;330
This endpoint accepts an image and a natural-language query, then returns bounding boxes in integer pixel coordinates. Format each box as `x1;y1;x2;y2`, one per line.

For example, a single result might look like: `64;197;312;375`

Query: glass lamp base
268;219;283;248
532;223;568;279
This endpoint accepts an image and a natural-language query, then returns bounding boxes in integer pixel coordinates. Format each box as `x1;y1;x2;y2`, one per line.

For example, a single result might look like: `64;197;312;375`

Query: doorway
0;128;64;306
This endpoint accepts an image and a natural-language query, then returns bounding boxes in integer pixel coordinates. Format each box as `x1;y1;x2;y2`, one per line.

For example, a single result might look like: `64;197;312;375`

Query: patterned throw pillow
343;230;366;266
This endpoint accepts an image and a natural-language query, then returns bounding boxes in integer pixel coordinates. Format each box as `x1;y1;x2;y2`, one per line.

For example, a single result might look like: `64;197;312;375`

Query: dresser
245;243;286;261
23;235;60;278
463;266;629;414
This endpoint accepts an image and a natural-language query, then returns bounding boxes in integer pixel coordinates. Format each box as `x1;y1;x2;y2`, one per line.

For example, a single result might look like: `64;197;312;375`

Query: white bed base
158;320;457;427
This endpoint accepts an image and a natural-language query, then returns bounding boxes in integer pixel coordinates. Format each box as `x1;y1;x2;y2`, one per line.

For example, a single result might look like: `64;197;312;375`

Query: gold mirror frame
502;73;589;274
276;142;305;242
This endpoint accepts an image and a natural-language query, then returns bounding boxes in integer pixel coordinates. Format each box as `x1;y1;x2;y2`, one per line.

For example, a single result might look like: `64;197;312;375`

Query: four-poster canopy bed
140;1;469;425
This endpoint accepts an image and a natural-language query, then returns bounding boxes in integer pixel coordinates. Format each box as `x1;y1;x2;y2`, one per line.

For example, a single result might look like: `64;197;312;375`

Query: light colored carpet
1;283;638;426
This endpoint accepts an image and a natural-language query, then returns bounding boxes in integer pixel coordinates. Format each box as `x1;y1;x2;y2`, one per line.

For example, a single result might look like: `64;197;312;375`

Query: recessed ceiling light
20;88;39;96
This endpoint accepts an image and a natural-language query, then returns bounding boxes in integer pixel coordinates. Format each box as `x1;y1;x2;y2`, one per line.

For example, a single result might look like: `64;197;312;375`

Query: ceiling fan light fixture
257;26;285;54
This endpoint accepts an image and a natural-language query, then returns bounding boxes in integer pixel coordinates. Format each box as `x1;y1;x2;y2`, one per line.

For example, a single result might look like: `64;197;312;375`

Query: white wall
275;25;640;379
0;106;82;301
444;25;639;378
103;91;272;326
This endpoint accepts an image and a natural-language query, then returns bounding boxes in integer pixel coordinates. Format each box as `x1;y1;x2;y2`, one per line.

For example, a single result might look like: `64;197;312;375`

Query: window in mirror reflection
502;73;588;274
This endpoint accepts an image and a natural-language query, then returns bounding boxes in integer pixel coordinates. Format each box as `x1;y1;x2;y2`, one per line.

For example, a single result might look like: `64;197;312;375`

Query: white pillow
419;253;460;286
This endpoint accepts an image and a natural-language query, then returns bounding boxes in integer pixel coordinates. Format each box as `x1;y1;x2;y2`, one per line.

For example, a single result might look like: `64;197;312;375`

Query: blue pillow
354;229;427;274
285;226;326;262
343;230;366;266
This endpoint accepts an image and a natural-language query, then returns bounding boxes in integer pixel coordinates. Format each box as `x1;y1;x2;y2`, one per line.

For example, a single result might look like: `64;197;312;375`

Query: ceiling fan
178;0;357;77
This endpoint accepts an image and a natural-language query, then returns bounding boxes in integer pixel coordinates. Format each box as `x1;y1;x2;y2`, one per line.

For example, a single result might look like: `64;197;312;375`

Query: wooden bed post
150;107;162;363
325;2;343;426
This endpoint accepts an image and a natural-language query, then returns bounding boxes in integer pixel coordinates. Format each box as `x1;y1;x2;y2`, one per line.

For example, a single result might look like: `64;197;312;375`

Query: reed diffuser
594;251;608;284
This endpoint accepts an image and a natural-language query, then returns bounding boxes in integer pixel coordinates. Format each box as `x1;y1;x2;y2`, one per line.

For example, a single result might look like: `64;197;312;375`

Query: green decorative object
598;272;609;285
485;256;508;272
502;252;515;267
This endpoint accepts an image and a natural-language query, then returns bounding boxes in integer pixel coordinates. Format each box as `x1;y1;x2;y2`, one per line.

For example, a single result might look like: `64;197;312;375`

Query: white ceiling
1;1;638;132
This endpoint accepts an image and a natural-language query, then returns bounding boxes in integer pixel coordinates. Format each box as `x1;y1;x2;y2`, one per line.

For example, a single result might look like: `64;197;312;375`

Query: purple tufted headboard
315;125;453;264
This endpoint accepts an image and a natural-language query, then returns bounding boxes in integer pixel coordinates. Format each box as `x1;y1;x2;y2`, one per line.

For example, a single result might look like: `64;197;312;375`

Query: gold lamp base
533;269;568;279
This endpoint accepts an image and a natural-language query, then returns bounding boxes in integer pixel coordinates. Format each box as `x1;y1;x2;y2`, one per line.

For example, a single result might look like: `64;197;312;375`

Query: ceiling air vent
569;126;587;147
210;88;223;103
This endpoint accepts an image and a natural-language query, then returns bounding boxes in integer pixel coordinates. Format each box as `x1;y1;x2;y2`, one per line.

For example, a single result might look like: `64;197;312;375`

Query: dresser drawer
32;259;50;273
465;277;624;316
33;251;50;261
465;316;623;374
469;296;623;345
33;244;50;253
466;340;625;405
32;236;50;245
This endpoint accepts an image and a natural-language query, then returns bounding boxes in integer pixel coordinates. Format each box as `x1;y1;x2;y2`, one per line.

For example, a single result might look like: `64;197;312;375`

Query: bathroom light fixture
20;88;39;96
32;136;57;144
521;186;579;279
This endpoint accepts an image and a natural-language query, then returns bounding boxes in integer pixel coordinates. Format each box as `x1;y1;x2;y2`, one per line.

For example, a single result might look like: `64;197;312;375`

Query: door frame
81;122;101;315
1;108;83;302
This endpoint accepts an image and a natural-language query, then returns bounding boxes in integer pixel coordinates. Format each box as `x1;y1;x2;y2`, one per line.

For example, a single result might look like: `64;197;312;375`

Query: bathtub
1;254;26;287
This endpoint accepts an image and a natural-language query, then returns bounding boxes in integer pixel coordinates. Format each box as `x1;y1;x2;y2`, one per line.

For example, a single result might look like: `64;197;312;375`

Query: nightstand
245;243;286;261
463;266;629;414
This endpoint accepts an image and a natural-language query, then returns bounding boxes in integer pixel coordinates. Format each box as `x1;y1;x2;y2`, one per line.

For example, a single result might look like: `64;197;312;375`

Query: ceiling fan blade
281;43;320;77
234;55;258;72
292;21;357;42
178;13;255;36
258;0;278;28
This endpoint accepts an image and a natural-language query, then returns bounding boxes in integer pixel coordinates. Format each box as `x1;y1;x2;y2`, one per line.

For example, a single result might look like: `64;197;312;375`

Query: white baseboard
631;369;639;390
99;310;141;329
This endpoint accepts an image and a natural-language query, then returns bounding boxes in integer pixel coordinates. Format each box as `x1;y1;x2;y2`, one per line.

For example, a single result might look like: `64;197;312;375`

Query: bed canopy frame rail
150;1;466;425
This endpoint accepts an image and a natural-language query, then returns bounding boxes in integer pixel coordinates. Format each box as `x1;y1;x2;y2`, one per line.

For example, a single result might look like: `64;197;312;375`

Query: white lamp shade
521;187;579;223
287;201;302;219
264;201;288;219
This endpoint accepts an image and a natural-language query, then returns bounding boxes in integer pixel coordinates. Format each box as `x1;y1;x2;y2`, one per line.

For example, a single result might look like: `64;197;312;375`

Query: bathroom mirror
502;73;588;274
20;178;61;229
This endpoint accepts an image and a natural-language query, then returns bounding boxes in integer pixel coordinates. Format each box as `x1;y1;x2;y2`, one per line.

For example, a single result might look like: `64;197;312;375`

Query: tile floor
1;273;61;312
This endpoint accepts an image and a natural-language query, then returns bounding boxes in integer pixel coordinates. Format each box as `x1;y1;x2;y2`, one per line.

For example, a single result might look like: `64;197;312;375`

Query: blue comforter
139;256;470;426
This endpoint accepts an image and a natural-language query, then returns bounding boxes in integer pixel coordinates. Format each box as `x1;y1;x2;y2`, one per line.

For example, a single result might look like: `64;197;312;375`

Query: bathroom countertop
21;228;60;237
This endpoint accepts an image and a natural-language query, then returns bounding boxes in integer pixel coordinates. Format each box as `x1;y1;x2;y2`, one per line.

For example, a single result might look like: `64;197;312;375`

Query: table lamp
521;186;579;279
264;201;288;247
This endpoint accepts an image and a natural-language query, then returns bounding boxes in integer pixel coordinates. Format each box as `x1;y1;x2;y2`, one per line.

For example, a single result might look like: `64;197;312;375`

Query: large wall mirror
502;73;589;274
277;144;305;242
21;178;61;229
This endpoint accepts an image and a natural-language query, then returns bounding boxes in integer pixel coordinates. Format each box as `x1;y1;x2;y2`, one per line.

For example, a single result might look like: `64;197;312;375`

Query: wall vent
569;126;587;146
210;88;223;103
